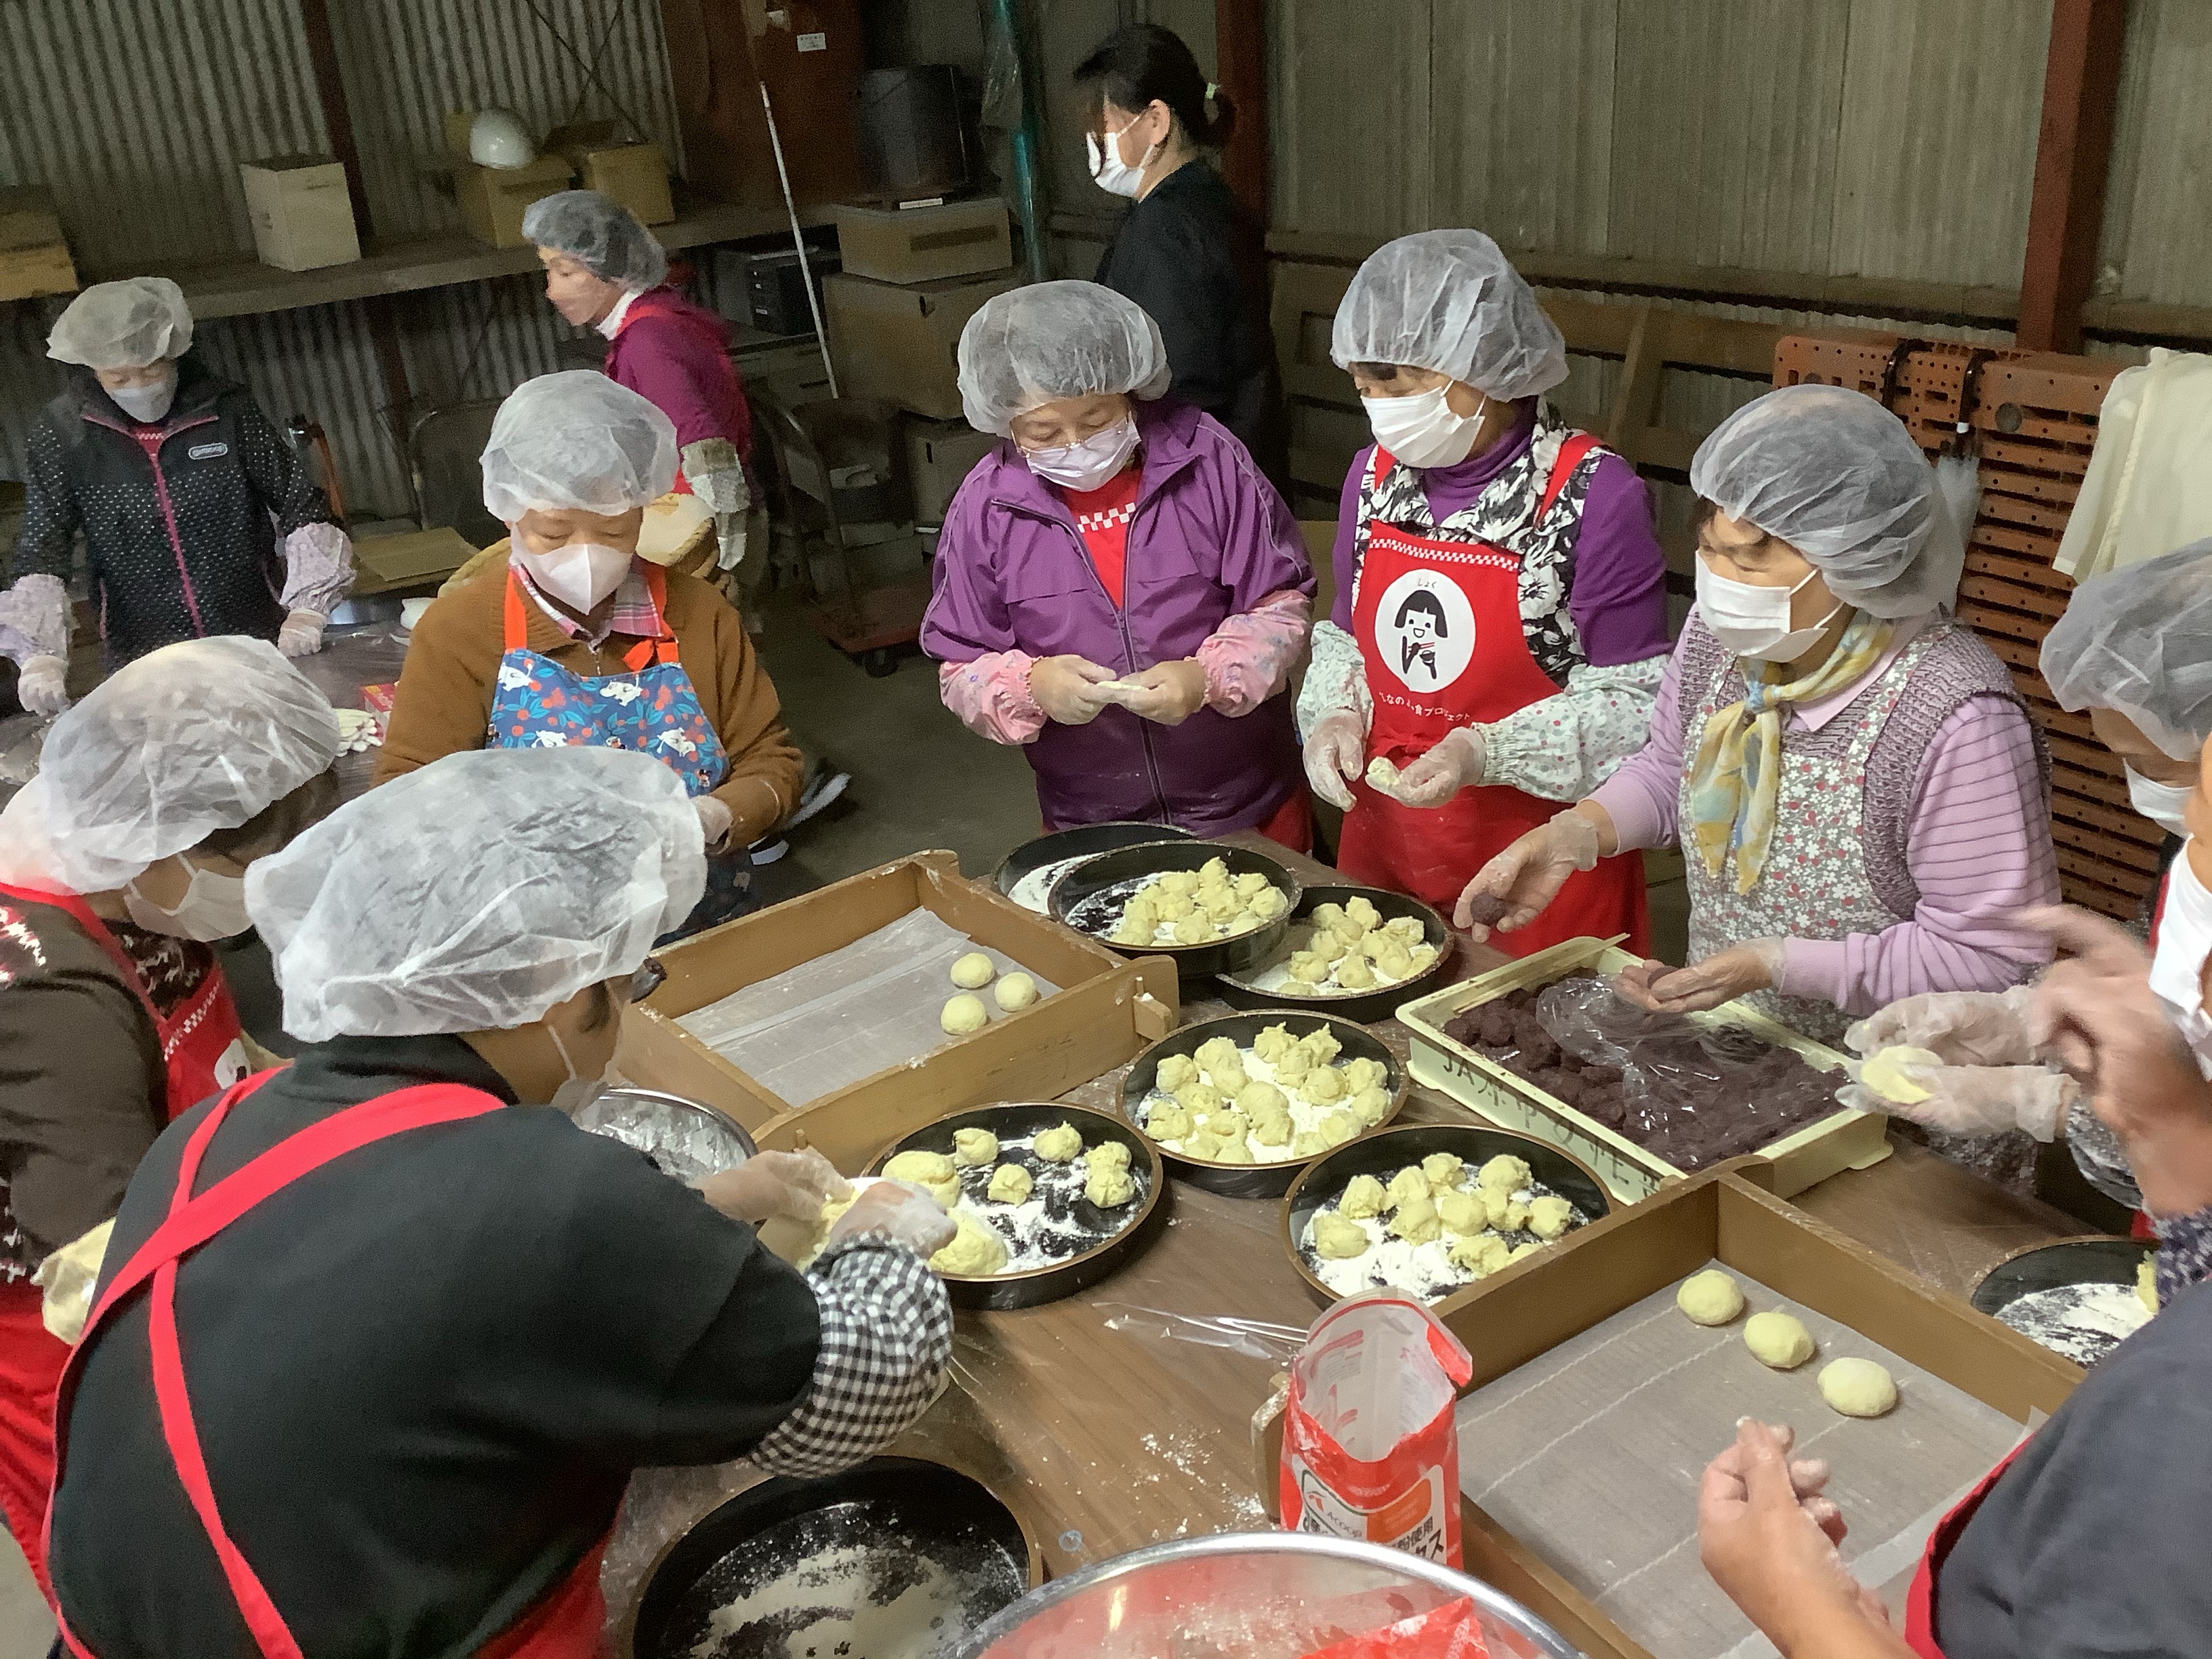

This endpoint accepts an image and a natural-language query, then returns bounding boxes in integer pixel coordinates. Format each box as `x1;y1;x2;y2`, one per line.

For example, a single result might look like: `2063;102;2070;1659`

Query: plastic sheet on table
675;909;1060;1108
1098;1303;1311;1362
1452;1264;2026;1658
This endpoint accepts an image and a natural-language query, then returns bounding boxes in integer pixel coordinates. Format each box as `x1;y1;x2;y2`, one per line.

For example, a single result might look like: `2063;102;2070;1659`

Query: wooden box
240;156;360;272
1399;935;1892;1200
615;851;1179;1168
455;155;575;248
821;269;1018;421
833;199;1010;285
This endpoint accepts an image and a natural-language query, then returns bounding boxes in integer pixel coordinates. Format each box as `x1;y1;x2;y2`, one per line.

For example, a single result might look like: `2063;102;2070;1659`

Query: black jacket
7;355;335;661
1094;161;1286;482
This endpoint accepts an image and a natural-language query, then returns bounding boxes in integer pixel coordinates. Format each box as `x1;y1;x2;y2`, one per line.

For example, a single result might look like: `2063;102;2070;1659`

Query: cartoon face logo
1373;571;1476;693
497;663;533;693
600;680;645;705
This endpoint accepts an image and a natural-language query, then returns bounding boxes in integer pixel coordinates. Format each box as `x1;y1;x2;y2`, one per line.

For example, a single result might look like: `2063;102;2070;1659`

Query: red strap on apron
1900;1439;2030;1658
0;882;158;1028
503;559;678;672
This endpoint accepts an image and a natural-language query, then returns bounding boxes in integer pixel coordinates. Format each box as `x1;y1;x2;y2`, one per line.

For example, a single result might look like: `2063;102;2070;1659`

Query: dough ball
1085;1162;1137;1206
932;1214;1009;1277
1185;1129;1226;1161
1383;916;1427;946
1449;1234;1512;1277
1372;938;1416;979
1502;1200;1531;1233
1234;870;1271;897
1328;913;1368;947
1406;942;1440;975
1207;1056;1250;1096
1174;1081;1224;1116
1146;1099;1193;1141
1249;887;1290;922
987;1163;1034;1205
1198;1107;1249;1143
1676;1269;1745;1326
1202;886;1244;922
1345;896;1382;932
1193;1036;1240;1073
1274;1046;1315;1084
1114;914;1157;947
1171;912;1214;945
1301;1028;1344;1065
1302;1065;1347;1104
1212;1135;1254;1164
1507;1242;1543;1263
1389;1192;1441;1244
1358;931;1393;963
941;994;989;1035
1311;901;1348;932
994;972;1040;1011
1861;1045;1942;1105
1032;1122;1084;1162
1343;1058;1389;1094
951;1128;1000;1168
1253;1023;1298;1063
1156;1053;1200;1092
884;1149;955;1187
1348;1086;1393;1128
1291;1130;1328;1158
1437;1190;1487;1235
1086;1140;1132;1174
1313;1212;1370;1259
1482;1189;1513;1229
1236;1081;1288;1117
1288;951;1331;984
1385;1166;1431;1212
1338;1174;1387;1219
950;951;996;989
1477;1154;1532;1195
1310;930;1349;966
1527;1195;1576;1240
1334;954;1376;990
1250;1106;1292;1147
1158;870;1199;896
1197;856;1231;888
1221;909;1261;938
1364;756;1401;792
1422;1152;1465;1193
1744;1311;1817;1370
1818;1357;1898;1418
2139;1257;2160;1313
1158;891;1198;924
1317;1109;1360;1147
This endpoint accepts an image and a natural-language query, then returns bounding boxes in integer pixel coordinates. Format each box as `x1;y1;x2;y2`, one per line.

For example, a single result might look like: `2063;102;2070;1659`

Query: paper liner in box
1281;1293;1473;1567
1303;1597;1492;1659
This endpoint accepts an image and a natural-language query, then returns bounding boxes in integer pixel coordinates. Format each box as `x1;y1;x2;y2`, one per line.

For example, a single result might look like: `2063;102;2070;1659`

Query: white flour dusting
942;1130;1145;1273
1134;1038;1378;1166
687;1543;966;1659
1300;1168;1586;1302
1996;1282;2152;1367
1008;855;1090;914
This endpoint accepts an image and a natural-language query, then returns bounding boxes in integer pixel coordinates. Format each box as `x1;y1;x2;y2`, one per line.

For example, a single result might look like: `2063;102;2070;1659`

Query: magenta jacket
602;286;752;462
921;401;1315;834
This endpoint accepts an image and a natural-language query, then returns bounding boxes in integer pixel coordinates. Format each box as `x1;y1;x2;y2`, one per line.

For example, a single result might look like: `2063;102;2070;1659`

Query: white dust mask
108;369;177;424
1362;385;1487;470
1696;560;1843;663
2148;842;2212;1078
515;542;634;611
546;1005;612;1116
1088;123;1155;199
124;857;251;941
2127;768;2195;838
1025;416;1141;493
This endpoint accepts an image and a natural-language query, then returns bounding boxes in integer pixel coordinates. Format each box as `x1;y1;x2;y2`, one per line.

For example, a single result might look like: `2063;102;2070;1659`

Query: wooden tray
1396;935;1892;1201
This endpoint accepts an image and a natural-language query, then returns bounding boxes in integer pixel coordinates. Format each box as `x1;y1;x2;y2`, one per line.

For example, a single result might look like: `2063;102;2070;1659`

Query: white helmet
469;108;537;169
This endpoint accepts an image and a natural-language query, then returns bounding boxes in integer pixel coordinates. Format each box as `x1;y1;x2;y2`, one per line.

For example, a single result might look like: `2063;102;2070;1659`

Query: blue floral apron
490;562;756;937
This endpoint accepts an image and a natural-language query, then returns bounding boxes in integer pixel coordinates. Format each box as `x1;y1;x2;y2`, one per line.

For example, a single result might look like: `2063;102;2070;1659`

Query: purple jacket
602;285;753;462
921;401;1315;834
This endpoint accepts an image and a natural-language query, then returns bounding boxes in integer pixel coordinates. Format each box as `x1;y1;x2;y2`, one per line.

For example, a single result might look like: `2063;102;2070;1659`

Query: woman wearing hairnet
0;279;352;714
0;636;340;1596
378;371;801;937
45;745;956;1659
525;190;761;590
921;281;1316;842
1467;385;2059;1065
1303;232;1670;951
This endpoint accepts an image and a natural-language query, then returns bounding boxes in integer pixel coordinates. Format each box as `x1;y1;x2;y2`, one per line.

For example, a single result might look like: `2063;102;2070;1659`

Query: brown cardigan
375;556;803;844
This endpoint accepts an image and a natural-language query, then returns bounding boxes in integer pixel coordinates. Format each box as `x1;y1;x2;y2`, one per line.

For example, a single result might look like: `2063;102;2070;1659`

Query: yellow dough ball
987;1164;1034;1205
941;994;989;1035
994;972;1039;1011
1437;1190;1486;1235
1383;916;1427;946
1389;1192;1441;1244
1342;1058;1389;1094
1508;1241;1543;1263
1185;1129;1226;1161
1274;1045;1315;1084
1198;1107;1249;1143
1086;1140;1131;1174
1249;887;1290;922
1115;914;1157;947
933;1214;1009;1276
1156;1053;1200;1092
1236;1080;1288;1117
1861;1046;1942;1105
1201;886;1244;922
1146;1099;1193;1141
1302;1065;1348;1105
883;1151;960;1212
1502;1200;1531;1233
1155;891;1195;922
951;1128;1000;1167
1422;1152;1465;1193
1032;1122;1084;1162
1338;1174;1387;1219
1311;901;1348;933
1290;1130;1328;1158
1818;1357;1898;1418
1158;869;1199;896
1482;1189;1512;1229
1171;912;1214;945
1406;943;1440;975
1193;1036;1239;1073
1372;938;1416;979
1312;1212;1370;1259
950;951;996;989
1253;1023;1298;1062
1197;855;1230;885
1085;1161;1137;1206
1345;895;1381;930
1301;1028;1343;1065
1207;1055;1250;1095
1210;1135;1254;1164
1385;1166;1431;1212
1235;870;1271;897
1250;1105;1293;1147
1449;1233;1513;1277
1477;1154;1532;1195
1317;1109;1360;1147
1334;954;1376;990
1288;951;1331;984
1744;1311;1817;1370
1348;1086;1393;1128
1174;1081;1224;1116
1527;1195;1576;1240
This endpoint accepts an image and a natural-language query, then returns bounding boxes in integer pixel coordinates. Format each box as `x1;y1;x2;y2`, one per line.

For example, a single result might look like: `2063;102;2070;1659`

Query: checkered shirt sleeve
750;1234;954;1477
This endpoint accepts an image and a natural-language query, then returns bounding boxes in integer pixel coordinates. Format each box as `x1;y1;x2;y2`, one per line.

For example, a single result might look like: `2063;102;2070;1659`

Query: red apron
1336;443;1650;955
0;880;249;1601
47;1071;611;1659
1901;1440;2027;1658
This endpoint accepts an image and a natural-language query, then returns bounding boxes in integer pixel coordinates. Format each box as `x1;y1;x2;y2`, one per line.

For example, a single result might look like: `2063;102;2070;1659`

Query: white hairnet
47;277;194;369
249;747;705;1042
1689;384;1965;620
480;371;678;522
1329;230;1567;402
2043;538;2212;760
522;190;668;292
956;281;1172;436
0;638;340;893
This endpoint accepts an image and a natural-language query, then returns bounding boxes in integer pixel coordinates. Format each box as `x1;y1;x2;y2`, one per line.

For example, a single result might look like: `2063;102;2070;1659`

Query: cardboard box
455;155;575;248
905;416;998;525
348;527;479;597
834;198;1010;285
615;851;1179;1166
546;122;674;226
823;269;1019;420
240;156;361;272
0;188;63;251
0;187;75;302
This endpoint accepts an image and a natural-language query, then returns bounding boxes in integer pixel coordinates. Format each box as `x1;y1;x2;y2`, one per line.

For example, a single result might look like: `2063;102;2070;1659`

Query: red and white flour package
1280;1292;1475;1566
1302;1597;1492;1659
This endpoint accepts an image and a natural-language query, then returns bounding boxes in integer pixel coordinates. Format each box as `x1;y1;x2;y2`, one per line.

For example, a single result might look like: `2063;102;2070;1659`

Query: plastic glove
680;441;750;516
829;1179;958;1256
1837;1060;2075;1140
1618;939;1784;1015
1029;655;1120;726
694;795;733;848
1454;807;1602;937
1376;726;1485;808
17;654;68;716
714;511;748;573
1303;712;1365;812
1843;985;2038;1067
277;609;326;657
697;1147;853;1225
1105;659;1208;726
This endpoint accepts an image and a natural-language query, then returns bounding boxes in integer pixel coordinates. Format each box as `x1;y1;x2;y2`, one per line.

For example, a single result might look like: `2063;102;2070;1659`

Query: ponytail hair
1074;24;1232;149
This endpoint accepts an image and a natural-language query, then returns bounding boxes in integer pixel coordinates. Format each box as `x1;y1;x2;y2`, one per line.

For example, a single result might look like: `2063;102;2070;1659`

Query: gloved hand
1837;1060;2076;1140
1843;985;2038;1067
1454;807;1603;937
1106;659;1208;726
1029;655;1120;726
17;654;68;716
830;1179;958;1256
1303;713;1365;811
277;609;326;657
1376;726;1485;808
1617;939;1784;1014
694;795;733;848
697;1148;854;1225
713;511;748;573
681;441;750;514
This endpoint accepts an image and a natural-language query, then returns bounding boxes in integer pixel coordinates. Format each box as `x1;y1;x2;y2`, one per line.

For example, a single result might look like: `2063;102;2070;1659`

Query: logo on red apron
1372;569;1476;694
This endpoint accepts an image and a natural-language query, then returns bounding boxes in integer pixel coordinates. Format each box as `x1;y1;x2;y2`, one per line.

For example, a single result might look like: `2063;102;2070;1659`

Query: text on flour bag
1279;1293;1475;1567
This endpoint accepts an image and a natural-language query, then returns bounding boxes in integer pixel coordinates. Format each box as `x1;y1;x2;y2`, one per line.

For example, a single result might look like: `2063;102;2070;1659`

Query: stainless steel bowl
577;1088;756;1185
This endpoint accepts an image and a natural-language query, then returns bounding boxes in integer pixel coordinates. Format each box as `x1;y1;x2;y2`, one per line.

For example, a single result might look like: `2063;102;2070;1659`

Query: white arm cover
0;574;69;665
279;522;355;617
1480;653;1666;802
1295;619;1371;741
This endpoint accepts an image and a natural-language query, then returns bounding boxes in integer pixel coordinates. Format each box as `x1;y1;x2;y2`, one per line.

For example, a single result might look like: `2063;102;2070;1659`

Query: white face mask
124;856;251;941
1088;123;1155;199
108;369;177;425
1696;559;1843;663
2127;768;2195;838
1362;384;1488;470
514;543;634;612
1024;415;1141;493
2148;843;2212;1078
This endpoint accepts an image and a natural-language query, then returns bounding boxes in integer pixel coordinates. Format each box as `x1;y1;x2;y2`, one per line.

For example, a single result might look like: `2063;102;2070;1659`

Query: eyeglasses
628;956;668;1004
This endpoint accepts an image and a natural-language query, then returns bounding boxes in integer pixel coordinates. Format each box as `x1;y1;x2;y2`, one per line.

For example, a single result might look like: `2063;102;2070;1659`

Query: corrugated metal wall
2100;0;2212;309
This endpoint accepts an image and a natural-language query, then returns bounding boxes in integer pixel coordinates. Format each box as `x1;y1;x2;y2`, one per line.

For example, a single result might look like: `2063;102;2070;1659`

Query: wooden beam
2017;0;2130;353
1214;0;1269;232
294;0;375;239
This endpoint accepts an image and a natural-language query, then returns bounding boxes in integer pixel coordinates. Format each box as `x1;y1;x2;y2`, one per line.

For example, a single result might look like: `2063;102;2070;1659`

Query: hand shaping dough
1338;1174;1387;1219
1032;1122;1084;1162
932;1213;1009;1276
1744;1310;1817;1370
986;1164;1034;1205
1676;1269;1746;1326
941;994;989;1034
952;1128;1000;1168
950;951;996;989
1477;1153;1532;1195
883;1150;962;1210
994;972;1039;1011
1860;1045;1942;1105
1526;1195;1575;1240
1818;1357;1898;1418
1313;1212;1370;1259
